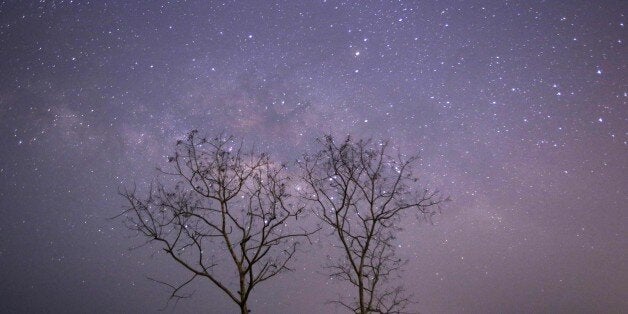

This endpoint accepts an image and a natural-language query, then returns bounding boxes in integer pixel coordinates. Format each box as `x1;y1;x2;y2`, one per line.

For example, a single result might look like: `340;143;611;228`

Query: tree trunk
240;303;249;314
239;271;248;314
358;277;366;314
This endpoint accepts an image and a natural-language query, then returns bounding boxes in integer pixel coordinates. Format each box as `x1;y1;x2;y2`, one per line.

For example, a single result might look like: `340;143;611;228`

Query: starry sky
0;1;626;313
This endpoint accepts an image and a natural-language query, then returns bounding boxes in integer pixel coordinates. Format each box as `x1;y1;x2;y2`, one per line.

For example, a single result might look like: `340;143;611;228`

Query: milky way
0;1;626;313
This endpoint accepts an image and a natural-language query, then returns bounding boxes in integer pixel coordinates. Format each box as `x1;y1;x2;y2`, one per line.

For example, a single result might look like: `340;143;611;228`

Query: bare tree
118;130;316;314
298;135;445;314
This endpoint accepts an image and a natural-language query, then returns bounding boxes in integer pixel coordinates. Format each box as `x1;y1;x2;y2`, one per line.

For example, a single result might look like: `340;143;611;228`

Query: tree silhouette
299;135;445;313
119;130;316;314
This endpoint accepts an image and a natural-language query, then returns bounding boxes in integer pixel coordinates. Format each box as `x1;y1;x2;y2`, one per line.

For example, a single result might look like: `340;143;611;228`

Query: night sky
0;1;626;313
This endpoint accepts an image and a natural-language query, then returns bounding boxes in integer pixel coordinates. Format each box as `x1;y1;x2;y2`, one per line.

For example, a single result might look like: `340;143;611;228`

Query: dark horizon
0;1;626;313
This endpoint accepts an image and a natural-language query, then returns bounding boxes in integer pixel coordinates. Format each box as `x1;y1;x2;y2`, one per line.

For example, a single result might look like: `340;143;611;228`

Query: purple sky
0;1;626;313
